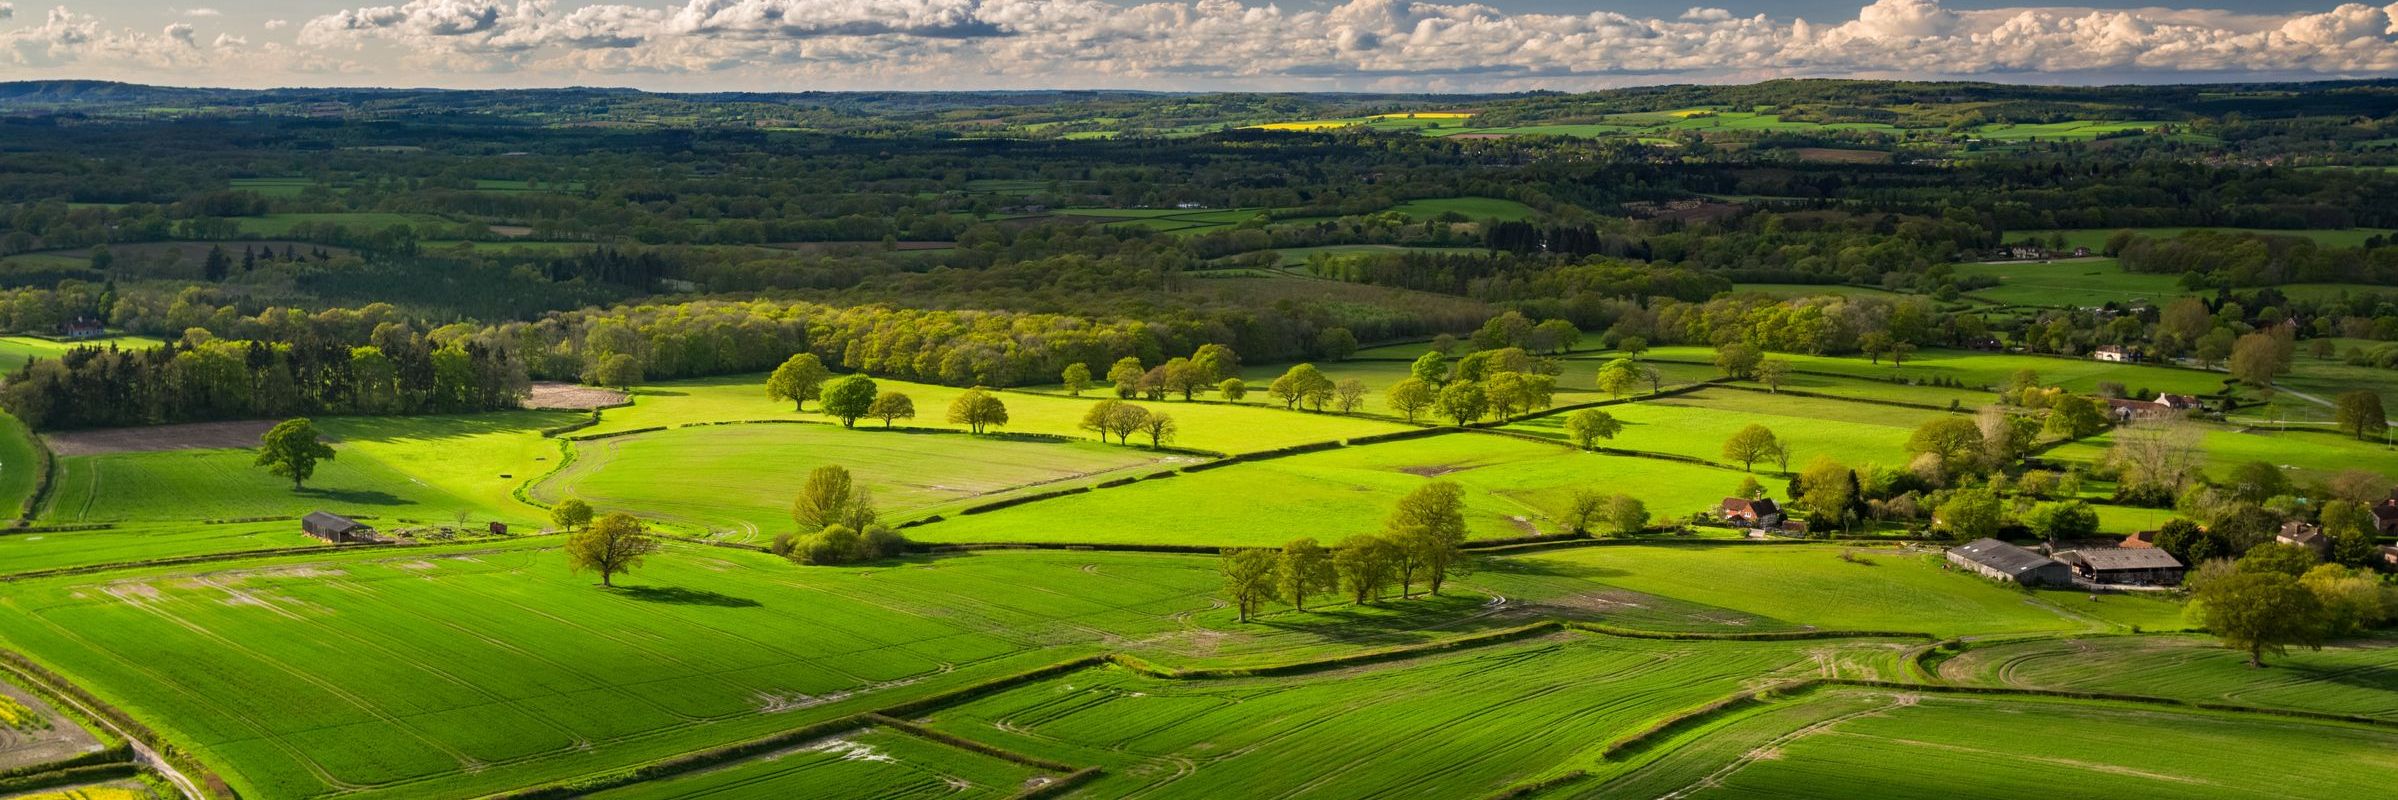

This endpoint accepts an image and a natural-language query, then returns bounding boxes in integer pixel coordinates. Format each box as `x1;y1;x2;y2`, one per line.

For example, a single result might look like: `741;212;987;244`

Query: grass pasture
2043;424;2398;485
1504;388;1946;470
530;424;1176;539
912;433;1748;547
2023;227;2397;251
1639;345;2228;399
1950;258;2187;307
38;411;577;525
234;213;456;237
1663;693;2398;799
581;726;1045;800
0;334;165;367
1938;635;2398;719
1974;120;2164;141
584;374;1412;454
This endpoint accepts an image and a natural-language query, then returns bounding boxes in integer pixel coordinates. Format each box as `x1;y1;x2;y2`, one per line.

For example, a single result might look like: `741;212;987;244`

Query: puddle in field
806;738;894;763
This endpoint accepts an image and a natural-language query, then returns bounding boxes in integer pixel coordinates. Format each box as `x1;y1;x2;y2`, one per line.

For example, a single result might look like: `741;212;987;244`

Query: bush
786;524;911;565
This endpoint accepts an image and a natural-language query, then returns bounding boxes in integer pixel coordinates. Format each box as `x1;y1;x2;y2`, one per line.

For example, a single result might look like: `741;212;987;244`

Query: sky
3;1;2398;93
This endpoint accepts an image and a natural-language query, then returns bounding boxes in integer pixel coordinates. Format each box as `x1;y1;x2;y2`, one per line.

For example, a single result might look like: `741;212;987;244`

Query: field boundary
10;429;55;527
0;648;220;799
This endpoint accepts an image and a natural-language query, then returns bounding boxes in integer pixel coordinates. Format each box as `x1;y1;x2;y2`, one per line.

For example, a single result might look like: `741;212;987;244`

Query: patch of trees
1220;481;1470;621
774;465;909;566
1;333;527;430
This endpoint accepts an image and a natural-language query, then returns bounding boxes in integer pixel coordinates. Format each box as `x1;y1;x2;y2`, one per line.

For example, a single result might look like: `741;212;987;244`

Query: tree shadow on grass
294;487;410;507
616;585;764;608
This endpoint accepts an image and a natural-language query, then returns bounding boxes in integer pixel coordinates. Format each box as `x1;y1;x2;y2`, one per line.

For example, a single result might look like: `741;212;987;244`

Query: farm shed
2374;499;2398;536
1946;538;2070;587
302;511;374;544
2054;548;2185;586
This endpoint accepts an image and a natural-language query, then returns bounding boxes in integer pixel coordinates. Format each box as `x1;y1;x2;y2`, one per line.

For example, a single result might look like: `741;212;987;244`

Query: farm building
2375;499;2398;536
2121;530;2159;549
2054;548;2186;586
2380;545;2398;572
2092;345;2139;363
2106;393;2206;422
302;512;374;544
1946;539;2071;586
1720;497;1782;526
60;318;105;339
2277;522;2330;558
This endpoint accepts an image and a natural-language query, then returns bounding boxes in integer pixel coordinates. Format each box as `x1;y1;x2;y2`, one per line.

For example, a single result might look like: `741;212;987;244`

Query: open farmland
910;433;1739;547
1951;258;2188;307
0;335;166;367
1938;635;2398;719
1638;345;2231;399
580;374;1413;454
1504;388;1948;469
530;423;1176;539
1663;694;2398;800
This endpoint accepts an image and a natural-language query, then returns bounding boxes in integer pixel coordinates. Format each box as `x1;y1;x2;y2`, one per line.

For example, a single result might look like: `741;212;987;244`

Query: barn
2054;548;2186;586
1946;538;2070;587
302;511;374;544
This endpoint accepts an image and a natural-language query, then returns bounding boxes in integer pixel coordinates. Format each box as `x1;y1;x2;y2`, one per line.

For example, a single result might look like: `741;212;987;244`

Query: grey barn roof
2056;548;2184;571
1949;538;2059;577
303;511;366;531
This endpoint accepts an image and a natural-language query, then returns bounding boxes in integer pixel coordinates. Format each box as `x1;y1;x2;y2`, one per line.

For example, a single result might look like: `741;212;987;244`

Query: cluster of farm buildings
1947;511;2398;589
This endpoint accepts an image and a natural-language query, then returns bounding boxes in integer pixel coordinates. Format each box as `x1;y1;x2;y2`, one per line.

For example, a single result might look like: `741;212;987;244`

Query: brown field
522;382;629;410
43;420;277;456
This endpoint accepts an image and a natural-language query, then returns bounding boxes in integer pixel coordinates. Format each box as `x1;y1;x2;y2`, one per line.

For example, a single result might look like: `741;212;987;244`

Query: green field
1505;389;1947;470
0;335;165;367
530;423;1174;539
0;520;319;577
2044;423;2398;485
917;433;1755;547
1265;243;1488;266
1664;694;2398;799
1939;635;2398;719
234;213;455;237
1639;345;2228;399
582;726;1045;800
583;374;1412;454
2023;227;2398;251
0;411;42;518
1951;258;2187;307
1975;120;2165;141
40;411;576;525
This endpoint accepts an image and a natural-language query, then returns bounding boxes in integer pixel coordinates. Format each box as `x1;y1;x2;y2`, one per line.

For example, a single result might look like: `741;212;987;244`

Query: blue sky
4;1;2396;91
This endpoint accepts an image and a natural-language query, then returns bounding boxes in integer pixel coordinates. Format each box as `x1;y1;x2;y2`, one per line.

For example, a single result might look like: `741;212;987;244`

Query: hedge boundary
1564;621;1933;643
0;648;233;798
11;429;55;527
0;763;141;796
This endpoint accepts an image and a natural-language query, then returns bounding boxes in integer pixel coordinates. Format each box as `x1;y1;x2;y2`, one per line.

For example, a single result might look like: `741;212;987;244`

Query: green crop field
0;521;320;577
1667;693;2398;799
2023;227;2398;251
2043;423;2398;484
581;726;1046;800
1950;258;2188;307
1264;243;1488;266
530;423;1174;539
1975;120;2165;140
917;433;1755;547
0;412;42;518
1506;389;1948;469
1938;635;2398;719
583;374;1412;454
0;334;164;367
39;411;577;525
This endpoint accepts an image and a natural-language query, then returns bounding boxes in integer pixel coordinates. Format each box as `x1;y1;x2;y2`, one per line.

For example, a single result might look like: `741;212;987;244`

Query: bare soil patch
487;225;536;238
0;679;106;771
44;419;278;456
524;382;629;410
1789;147;1892;164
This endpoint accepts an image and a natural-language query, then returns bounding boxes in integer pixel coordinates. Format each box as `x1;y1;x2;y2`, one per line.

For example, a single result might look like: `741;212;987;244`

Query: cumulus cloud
179;7;220;17
264;19;288;30
14;0;2398;90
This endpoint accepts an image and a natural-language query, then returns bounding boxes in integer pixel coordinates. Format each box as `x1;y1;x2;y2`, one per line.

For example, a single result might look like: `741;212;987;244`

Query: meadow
1950;258;2188;307
2024;227;2398;251
1937;635;2398;719
1638;345;2229;399
909;433;1740;546
1660;694;2398;799
530;423;1175;540
2042;423;2398;485
580;726;1046;800
38;411;577;525
0;335;165;367
579;374;1412;454
0;521;317;577
1504;388;1947;470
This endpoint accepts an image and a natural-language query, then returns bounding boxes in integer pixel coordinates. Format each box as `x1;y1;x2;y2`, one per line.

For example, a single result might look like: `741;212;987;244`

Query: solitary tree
1333;379;1369;414
1217;377;1248;403
1604;494;1648;536
256;418;336;490
947;389;1009;434
766;353;830;410
1564;409;1623;451
868;391;916;428
1276;538;1337;612
566;512;661;588
2335;390;2387;441
818;375;877;427
1221;548;1280;622
2227;331;2294;389
1061;362;1094;396
792;465;857;532
549;498;594;532
1721;424;1781;472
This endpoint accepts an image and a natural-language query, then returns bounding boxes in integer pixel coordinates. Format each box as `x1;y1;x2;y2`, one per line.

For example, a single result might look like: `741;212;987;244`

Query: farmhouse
2092;345;2139;363
2277;522;2330;558
1720;497;1782;526
1946;538;2071;586
60;318;104;340
2373;499;2398;536
2106;393;2206;422
302;511;375;544
2054;548;2186;586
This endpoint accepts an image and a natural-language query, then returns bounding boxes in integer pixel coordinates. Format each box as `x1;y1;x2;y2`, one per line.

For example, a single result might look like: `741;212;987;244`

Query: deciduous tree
1388;482;1468;596
255;418;336;490
1563;409;1622;451
1221;548;1279;622
1061;362;1093;396
2196;570;2327;667
1722;424;1781;472
766;353;829;410
1334;534;1398;604
946;388;1008;434
819;375;878;427
1276;538;1337;612
566;512;660;588
549;498;593;532
1385;377;1434;422
868;391;915;428
2335;390;2387;441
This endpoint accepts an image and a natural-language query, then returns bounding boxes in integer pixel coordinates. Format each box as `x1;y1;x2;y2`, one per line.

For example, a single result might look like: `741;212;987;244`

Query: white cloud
264;19;288;30
179;7;221;18
13;0;2398;90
